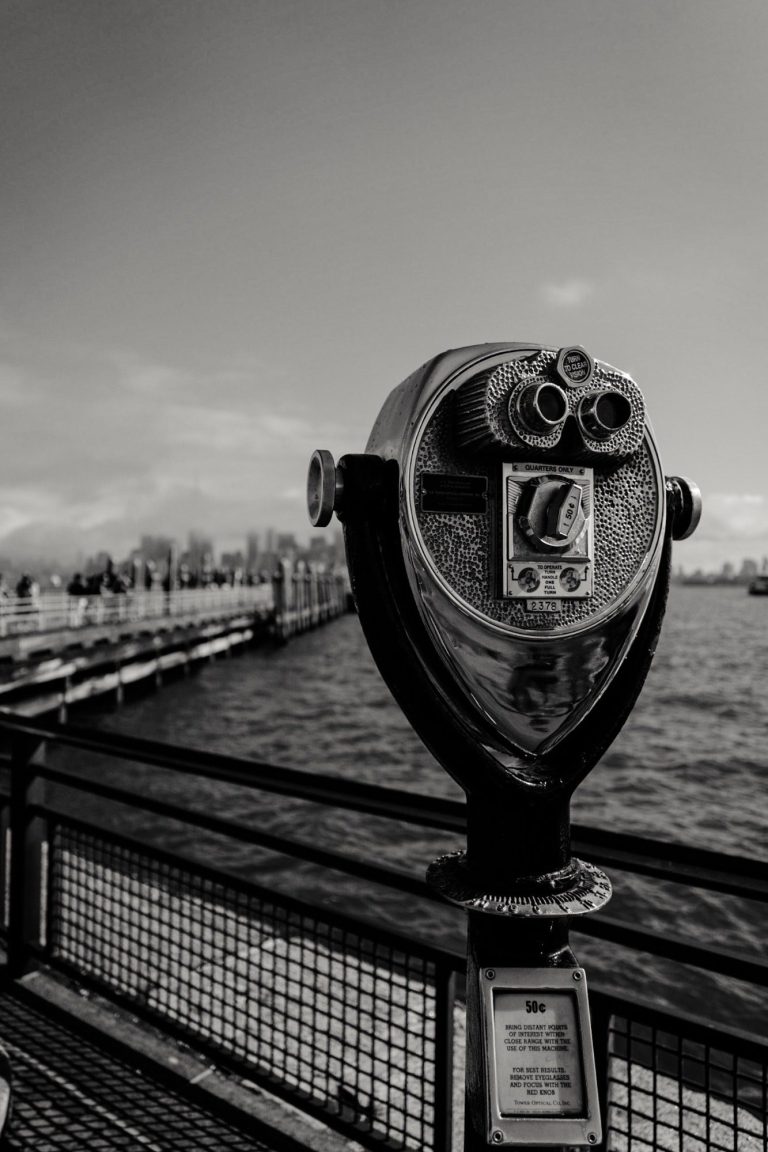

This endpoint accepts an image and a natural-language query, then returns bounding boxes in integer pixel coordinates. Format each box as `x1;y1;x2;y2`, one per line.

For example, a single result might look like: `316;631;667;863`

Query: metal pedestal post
465;915;577;1152
429;792;609;1152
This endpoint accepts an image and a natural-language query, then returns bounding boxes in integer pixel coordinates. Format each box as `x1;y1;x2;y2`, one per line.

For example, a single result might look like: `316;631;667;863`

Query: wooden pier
0;564;349;718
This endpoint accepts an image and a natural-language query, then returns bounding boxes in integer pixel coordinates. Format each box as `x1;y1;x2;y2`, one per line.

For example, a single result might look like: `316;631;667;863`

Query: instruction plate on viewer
480;967;602;1147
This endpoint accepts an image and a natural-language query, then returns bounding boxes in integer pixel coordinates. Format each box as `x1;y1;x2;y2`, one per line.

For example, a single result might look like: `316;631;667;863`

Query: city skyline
0;522;342;578
3;2;768;573
0;516;763;586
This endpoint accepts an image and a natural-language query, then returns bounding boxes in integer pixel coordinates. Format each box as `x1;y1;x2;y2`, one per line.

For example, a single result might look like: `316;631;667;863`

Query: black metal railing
602;999;768;1152
0;711;766;1152
45;818;456;1152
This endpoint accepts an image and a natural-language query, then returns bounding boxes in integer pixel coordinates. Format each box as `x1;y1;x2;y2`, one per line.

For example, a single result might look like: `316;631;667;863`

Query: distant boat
748;574;768;596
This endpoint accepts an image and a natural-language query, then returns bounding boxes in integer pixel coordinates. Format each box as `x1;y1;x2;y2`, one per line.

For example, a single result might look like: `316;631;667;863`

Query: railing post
272;562;292;642
433;964;457;1152
293;569;302;634
7;733;47;979
309;569;318;626
589;991;612;1150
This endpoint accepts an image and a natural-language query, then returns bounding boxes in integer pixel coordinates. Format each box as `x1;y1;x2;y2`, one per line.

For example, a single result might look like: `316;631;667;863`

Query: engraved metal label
556;346;594;387
481;968;602;1147
426;853;613;918
494;991;583;1115
525;599;562;615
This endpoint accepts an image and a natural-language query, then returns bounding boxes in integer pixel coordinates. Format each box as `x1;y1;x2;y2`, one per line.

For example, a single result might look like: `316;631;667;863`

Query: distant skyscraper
739;558;758;580
275;532;298;556
246;532;260;572
308;536;332;567
86;549;113;575
138;534;177;565
221;549;245;572
188;532;214;579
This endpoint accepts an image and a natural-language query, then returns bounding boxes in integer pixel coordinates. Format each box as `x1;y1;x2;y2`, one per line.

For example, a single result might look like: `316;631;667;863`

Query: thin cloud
540;279;595;308
0;364;30;405
280;485;307;503
696;493;767;541
0;348;364;563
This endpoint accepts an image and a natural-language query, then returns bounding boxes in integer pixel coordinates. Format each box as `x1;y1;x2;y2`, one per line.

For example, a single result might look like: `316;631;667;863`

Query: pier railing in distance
0;711;765;1152
0;586;272;635
0;564;349;644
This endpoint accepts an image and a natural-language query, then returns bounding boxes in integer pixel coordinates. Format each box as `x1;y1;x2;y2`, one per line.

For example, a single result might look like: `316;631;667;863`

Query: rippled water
76;584;768;1028
85;584;768;853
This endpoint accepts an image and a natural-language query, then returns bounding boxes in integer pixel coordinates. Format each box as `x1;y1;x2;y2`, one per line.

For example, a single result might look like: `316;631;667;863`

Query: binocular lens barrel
516;382;568;434
578;390;633;440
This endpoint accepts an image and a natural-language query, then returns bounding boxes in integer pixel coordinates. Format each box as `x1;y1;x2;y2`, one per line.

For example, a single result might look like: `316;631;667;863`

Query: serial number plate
526;600;562;614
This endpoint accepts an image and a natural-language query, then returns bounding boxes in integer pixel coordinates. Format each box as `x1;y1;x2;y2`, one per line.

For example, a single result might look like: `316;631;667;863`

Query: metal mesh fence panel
48;819;442;1151
606;1014;768;1152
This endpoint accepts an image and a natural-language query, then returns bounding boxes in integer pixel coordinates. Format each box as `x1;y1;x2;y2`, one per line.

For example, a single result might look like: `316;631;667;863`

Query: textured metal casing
456;349;644;459
366;344;666;758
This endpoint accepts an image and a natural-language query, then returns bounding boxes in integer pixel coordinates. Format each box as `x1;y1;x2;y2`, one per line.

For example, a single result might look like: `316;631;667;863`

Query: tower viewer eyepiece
515;380;568;434
578;389;633;440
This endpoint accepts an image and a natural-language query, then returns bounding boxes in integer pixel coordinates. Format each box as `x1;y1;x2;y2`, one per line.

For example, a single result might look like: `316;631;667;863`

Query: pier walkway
0;980;311;1152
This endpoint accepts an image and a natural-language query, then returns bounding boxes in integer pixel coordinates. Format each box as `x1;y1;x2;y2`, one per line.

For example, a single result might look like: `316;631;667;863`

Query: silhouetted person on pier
101;557;127;594
68;573;88;597
15;574;33;599
67;573;88;625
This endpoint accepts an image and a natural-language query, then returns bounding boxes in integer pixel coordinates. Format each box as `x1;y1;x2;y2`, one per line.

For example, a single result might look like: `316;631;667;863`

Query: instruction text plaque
480;967;602;1147
494;989;582;1114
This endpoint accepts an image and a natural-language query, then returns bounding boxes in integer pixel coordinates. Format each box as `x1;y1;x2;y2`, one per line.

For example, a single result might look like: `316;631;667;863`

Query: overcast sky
2;0;767;570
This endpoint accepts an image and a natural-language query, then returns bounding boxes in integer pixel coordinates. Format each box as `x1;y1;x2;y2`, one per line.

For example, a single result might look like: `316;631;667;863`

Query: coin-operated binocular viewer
308;343;700;1150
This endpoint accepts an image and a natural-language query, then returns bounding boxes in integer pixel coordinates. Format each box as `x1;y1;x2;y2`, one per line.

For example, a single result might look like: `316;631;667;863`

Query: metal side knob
668;475;702;541
307;449;344;527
